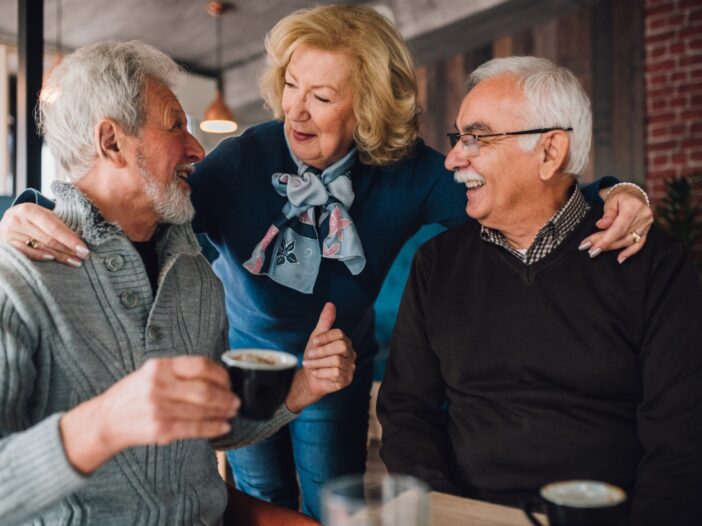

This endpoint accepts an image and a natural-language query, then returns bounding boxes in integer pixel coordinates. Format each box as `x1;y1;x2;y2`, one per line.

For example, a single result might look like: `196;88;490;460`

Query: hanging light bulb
201;2;238;134
201;91;237;133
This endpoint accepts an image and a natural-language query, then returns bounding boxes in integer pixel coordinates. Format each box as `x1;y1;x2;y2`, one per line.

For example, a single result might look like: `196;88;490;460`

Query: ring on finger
25;237;40;249
630;231;642;244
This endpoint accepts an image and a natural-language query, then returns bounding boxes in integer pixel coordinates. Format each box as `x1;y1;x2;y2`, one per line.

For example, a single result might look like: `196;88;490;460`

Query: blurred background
0;0;700;365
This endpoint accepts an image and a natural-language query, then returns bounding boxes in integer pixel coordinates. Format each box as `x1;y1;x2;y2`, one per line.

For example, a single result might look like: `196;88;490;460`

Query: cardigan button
105;254;125;272
120;290;138;309
146;325;162;342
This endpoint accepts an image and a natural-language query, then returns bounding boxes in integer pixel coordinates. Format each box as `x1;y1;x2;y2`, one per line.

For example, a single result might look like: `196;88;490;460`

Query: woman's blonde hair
259;5;419;166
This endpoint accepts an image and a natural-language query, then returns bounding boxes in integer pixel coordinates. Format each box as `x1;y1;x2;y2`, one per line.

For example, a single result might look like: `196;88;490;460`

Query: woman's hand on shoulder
580;183;653;264
0;203;90;266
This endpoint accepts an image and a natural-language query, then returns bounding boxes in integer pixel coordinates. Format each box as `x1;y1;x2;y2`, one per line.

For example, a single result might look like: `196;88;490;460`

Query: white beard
137;153;195;225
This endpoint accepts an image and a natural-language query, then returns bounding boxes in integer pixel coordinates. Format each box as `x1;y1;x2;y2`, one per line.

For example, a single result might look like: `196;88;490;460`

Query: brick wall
645;0;702;265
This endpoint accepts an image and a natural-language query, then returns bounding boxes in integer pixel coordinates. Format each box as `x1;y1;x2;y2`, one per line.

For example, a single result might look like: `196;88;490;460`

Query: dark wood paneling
417;61;447;153
612;0;645;185
592;0;616;183
591;0;645;185
559;5;595;182
409;0;599;67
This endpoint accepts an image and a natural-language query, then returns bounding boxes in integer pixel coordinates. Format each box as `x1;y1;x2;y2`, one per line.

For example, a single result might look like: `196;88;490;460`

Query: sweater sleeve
377;248;462;495
629;238;702;526
209;405;297;450
0;288;86;524
580;175;619;204
12;188;56;210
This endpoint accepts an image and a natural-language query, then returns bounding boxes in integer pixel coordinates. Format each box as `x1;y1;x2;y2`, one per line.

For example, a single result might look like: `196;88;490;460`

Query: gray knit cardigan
0;182;295;525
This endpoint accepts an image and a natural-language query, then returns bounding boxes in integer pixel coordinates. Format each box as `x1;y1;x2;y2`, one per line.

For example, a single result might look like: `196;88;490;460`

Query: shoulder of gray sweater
0;243;53;344
0;242;91;358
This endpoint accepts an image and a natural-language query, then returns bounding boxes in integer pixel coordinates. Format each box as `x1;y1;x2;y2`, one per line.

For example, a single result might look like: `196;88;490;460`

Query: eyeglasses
446;127;573;155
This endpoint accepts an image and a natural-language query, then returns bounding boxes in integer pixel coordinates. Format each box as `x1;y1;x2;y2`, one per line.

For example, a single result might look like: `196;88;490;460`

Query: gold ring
25;238;40;249
630;231;642;244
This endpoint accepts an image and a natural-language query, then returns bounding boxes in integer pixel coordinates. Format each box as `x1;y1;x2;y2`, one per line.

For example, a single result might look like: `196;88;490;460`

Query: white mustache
453;169;484;185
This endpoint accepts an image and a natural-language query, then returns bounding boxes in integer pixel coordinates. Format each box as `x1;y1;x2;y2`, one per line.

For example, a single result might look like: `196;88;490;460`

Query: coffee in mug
524;480;627;526
221;349;298;420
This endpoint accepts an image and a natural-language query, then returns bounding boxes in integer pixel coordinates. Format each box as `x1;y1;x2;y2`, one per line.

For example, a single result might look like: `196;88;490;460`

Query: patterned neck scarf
244;141;366;294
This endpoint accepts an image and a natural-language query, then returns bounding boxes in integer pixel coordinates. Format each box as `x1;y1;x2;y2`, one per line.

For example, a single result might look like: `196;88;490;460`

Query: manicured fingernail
67;258;82;267
220;423;231;434
588;247;602;258
42;254;55;261
312;338;320;346
75;245;90;259
578;241;592;251
618;256;627;264
302;360;309;367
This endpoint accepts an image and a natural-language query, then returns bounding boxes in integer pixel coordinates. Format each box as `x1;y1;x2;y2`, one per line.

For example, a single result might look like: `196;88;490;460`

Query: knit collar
52;181;122;245
51;181;201;257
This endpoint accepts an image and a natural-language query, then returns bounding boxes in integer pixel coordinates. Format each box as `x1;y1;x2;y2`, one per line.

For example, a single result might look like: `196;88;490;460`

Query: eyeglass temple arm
481;127;573;138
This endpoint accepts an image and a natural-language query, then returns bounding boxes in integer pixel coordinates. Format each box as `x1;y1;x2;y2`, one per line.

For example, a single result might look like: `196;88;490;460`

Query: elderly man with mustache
378;56;702;526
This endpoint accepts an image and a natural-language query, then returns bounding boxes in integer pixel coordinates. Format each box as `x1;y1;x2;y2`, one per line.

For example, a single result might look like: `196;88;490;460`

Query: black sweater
378;207;702;526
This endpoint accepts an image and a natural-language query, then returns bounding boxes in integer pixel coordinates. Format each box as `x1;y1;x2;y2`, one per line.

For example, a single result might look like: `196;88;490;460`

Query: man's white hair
467;56;592;176
37;40;183;181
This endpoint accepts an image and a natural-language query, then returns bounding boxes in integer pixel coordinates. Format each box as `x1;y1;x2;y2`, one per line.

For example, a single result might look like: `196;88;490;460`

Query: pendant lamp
200;1;238;134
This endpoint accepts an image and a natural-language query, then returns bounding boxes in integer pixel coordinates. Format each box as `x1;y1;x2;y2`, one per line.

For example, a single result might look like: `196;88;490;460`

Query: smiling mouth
292;129;315;141
175;166;193;185
454;170;485;190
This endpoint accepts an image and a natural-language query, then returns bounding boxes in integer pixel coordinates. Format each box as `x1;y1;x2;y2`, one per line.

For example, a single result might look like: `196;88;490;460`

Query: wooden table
431;492;546;526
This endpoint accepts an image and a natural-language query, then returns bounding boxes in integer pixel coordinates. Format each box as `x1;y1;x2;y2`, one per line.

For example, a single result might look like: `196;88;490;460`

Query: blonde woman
1;5;652;520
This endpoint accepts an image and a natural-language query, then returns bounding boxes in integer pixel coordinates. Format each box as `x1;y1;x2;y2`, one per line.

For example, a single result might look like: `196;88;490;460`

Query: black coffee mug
221;349;298;420
523;480;627;526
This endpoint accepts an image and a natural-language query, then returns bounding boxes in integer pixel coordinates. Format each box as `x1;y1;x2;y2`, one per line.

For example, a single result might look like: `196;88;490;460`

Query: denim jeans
226;357;374;520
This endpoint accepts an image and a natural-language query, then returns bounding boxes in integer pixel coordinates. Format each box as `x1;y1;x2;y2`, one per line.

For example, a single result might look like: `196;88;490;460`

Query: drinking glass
322;473;429;526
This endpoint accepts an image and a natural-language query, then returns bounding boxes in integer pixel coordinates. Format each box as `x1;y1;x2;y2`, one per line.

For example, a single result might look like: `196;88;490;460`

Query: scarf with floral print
243;145;365;294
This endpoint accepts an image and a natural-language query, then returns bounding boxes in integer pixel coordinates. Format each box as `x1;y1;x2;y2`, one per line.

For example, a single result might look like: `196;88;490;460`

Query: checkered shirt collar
480;184;590;265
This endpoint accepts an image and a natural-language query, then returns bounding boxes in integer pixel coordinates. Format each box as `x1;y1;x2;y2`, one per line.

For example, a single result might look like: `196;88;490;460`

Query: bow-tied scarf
244;147;366;294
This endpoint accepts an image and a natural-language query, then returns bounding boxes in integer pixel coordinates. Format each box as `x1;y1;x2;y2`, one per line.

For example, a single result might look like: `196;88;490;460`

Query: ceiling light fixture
200;1;238;134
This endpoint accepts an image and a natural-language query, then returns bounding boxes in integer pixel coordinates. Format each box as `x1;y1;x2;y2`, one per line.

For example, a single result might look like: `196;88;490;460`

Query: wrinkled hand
285;302;356;413
99;356;239;447
61;356;239;474
0;203;90;265
580;185;653;263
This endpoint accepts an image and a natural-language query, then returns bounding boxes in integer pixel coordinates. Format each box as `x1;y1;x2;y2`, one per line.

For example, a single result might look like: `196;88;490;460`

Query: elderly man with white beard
377;56;702;526
0;41;355;526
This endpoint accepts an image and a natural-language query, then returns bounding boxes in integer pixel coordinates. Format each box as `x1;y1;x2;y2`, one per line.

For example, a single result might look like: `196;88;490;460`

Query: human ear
538;131;570;182
95;119;127;168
